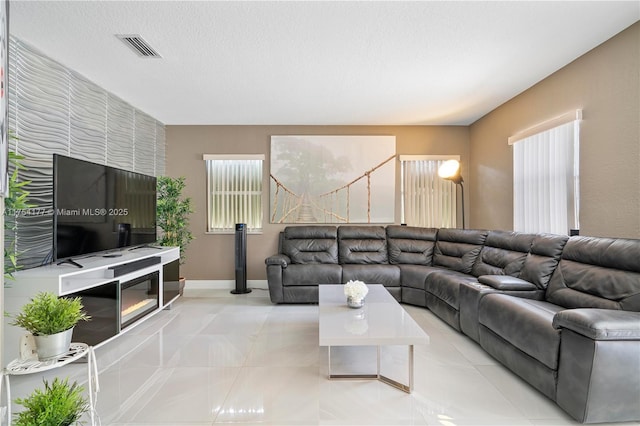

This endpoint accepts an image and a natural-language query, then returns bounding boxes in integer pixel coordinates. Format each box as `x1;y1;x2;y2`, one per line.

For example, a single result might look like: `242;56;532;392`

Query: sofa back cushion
338;226;388;264
471;230;535;277
519;234;569;289
386;225;437;265
545;236;640;311
282;226;338;264
433;228;488;274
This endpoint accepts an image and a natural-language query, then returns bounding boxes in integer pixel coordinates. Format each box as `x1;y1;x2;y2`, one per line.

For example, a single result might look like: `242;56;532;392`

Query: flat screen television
53;154;157;261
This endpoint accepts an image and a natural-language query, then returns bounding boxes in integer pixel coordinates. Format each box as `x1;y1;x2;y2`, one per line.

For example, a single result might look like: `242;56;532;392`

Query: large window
400;155;458;228
204;154;264;233
510;110;581;235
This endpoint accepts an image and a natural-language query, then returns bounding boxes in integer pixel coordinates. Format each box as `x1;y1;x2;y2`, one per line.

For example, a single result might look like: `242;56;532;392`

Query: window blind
512;112;580;234
204;155;264;232
400;155;458;228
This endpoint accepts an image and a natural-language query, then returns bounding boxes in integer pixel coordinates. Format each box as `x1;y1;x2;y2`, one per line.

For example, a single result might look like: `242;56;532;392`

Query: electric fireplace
120;271;159;329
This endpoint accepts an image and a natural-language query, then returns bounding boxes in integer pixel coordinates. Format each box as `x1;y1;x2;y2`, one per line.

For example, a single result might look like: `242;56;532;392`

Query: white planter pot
33;327;74;360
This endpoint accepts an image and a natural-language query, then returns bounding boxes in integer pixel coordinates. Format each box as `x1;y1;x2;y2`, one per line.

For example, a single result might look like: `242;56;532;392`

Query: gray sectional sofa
265;225;640;424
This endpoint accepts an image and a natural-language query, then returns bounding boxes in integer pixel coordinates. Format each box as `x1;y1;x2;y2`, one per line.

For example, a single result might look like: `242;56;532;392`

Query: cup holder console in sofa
265;225;640;424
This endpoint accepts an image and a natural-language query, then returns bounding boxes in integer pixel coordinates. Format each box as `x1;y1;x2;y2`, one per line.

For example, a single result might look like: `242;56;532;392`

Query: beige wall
165;125;468;280
469;22;640;238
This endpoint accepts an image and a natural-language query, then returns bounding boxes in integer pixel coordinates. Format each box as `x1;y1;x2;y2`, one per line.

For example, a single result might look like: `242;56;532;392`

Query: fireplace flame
122;299;156;318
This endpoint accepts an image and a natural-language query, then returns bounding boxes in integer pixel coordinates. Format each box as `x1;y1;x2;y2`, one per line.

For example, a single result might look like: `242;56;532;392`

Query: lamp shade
438;159;463;184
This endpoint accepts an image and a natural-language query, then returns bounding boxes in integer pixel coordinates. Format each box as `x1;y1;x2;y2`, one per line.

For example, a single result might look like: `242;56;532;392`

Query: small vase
347;296;365;309
33;327;74;360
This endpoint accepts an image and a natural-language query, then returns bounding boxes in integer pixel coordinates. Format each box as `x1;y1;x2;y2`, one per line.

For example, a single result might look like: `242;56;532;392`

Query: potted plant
14;377;89;426
10;292;91;360
156;176;194;295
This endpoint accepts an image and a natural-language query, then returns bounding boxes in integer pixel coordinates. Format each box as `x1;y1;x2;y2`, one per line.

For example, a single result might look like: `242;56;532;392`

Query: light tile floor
7;289;640;426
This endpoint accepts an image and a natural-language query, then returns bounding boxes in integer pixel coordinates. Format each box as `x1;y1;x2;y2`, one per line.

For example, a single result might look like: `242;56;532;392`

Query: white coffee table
318;284;429;393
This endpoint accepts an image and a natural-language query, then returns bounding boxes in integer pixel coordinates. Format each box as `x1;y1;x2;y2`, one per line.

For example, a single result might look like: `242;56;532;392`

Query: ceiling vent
116;34;162;58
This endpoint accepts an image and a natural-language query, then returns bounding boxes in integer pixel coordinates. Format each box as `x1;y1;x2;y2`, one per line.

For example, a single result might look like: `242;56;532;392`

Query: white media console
3;246;180;365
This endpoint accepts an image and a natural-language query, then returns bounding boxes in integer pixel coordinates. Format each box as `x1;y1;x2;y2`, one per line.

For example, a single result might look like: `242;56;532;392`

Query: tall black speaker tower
231;223;251;294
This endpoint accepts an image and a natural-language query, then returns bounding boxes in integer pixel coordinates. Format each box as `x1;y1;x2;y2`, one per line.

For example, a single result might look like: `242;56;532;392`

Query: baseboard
183;279;268;296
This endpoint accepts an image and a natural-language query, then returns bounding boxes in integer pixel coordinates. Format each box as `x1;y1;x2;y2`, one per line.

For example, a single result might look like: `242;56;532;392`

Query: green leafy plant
156;176;194;264
14;377;89;426
10;292;91;336
4;150;34;280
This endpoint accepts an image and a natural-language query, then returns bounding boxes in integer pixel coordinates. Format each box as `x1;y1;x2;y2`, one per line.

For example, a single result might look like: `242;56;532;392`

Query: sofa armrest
265;254;290;268
553;309;640;340
478;275;537;291
266;254;291;304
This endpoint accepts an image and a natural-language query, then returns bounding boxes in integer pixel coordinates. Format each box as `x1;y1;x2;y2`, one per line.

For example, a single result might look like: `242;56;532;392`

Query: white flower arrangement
343;280;369;301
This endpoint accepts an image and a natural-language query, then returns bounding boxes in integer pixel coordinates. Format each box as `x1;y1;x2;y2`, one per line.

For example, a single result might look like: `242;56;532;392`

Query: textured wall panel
16;160;53;269
106;94;134;171
9;41;63;268
8;37;16;142
8;37;166;270
134;111;156;176
70;75;107;163
155;123;166;176
13;40;69;159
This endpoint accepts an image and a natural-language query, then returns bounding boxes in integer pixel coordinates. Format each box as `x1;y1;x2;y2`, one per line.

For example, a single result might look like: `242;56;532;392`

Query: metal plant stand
2;343;99;425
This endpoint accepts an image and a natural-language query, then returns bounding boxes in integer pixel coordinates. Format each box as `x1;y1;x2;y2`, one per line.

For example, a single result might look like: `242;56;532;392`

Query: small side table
2;343;99;426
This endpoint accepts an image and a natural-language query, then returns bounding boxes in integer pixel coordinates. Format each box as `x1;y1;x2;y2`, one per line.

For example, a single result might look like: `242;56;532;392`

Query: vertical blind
400;156;457;228
204;155;264;232
511;111;580;234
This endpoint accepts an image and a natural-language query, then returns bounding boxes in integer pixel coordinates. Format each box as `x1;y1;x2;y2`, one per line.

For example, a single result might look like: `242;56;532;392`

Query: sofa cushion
425;269;479;310
386;225;437;265
479;294;563;370
546;236;640;311
282;226;338;264
282;264;342;287
433;228;488;274
342;264;401;287
471;230;535;277
519;233;568;289
338;226;388;264
398;264;442;290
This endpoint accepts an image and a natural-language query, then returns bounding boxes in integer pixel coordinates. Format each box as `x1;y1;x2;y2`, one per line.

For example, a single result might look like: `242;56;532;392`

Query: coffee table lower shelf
327;344;415;393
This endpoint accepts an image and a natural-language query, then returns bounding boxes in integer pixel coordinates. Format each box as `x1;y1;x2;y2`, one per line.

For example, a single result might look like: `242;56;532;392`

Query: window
510;110;581;235
204;154;264;233
400;155;458;228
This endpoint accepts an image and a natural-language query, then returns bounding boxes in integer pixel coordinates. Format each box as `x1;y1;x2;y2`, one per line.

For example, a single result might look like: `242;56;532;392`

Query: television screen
53;154;157;260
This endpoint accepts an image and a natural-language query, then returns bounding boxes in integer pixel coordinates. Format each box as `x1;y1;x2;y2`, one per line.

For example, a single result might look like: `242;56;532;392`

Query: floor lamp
438;159;465;229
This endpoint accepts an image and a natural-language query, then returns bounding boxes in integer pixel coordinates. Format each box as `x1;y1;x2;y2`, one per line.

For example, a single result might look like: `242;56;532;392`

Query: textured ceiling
9;1;640;125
